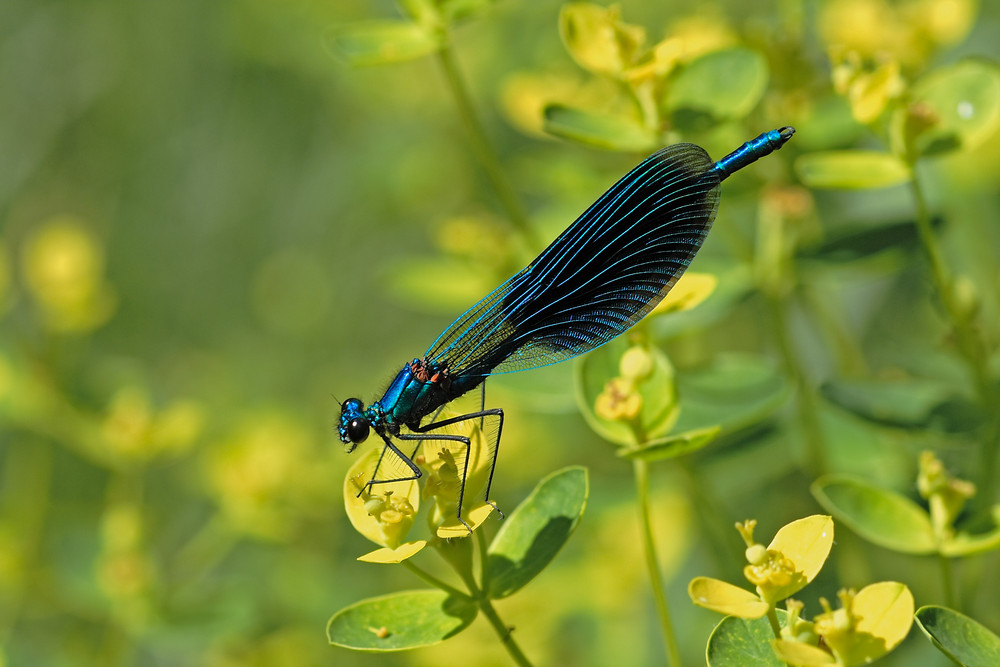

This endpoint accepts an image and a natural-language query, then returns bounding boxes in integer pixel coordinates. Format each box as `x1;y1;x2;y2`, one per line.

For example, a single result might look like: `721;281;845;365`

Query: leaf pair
329;466;588;651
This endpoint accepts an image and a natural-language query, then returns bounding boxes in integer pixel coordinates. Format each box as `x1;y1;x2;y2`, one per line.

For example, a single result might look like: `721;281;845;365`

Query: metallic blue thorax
374;358;481;431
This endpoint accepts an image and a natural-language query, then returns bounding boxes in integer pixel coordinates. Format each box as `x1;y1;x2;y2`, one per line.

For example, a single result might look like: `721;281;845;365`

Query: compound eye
347;417;370;444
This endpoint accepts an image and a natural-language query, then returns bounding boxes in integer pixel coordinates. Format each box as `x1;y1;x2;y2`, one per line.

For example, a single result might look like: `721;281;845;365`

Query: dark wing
423;143;721;377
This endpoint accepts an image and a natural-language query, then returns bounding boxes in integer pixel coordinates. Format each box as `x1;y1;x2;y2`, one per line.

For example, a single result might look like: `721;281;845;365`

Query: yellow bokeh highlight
21;216;116;333
820;0;976;67
102;386;204;462
207;413;329;540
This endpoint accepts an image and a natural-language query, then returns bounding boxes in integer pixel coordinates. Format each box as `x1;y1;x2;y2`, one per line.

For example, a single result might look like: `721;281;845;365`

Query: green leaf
438;0;498;23
941;518;1000;557
797;216;944;263
618;425;721;462
327;590;477;651
667;48;769;120
915;605;1000;666
795;150;911;189
706;614;786;667
328;21;440;67
908;60;1000;157
384;258;496;313
811;476;936;554
543;104;658;151
485;466;589;599
820;377;981;432
672;353;788;435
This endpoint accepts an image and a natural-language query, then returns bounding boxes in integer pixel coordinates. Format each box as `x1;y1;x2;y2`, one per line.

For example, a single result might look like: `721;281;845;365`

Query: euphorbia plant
689;515;914;665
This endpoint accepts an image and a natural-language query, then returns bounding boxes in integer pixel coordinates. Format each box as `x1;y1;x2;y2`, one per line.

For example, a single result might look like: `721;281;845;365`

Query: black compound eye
347;417;370;444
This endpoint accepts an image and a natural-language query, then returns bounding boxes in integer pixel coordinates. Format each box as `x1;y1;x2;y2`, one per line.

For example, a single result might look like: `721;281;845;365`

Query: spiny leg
359;434;423;497
414;408;505;521
396;430;474;533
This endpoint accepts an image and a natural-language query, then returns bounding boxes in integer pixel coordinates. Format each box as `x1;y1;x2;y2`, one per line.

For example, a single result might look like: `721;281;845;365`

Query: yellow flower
344;443;422;556
594;377;642;421
809;584;914;665
917;450;976;542
690;516;834;616
829;49;905;124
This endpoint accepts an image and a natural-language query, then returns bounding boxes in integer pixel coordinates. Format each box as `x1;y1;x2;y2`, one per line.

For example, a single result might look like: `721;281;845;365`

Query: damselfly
339;127;795;530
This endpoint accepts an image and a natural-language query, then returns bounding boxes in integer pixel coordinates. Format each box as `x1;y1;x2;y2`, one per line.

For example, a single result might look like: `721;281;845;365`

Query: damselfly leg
361;407;505;533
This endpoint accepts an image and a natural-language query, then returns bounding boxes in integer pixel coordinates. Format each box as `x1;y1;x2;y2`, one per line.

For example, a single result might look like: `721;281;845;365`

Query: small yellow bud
619;346;654;380
735;519;758;547
745;544;768;565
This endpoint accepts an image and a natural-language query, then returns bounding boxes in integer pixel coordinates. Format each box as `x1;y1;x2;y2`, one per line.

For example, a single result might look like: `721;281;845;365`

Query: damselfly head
338;398;370;450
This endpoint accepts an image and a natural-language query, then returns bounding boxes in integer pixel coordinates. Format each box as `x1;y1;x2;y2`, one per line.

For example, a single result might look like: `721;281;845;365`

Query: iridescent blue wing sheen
423;143;721;377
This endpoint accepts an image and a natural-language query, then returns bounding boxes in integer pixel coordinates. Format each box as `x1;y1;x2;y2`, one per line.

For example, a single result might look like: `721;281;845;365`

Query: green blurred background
2;0;999;665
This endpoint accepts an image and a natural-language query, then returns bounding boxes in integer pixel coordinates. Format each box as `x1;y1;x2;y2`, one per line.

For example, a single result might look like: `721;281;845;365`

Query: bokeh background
2;0;999;665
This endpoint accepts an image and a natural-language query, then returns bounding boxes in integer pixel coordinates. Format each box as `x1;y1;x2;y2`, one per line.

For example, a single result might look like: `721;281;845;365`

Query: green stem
633;459;683;667
478;597;533;667
766;606;782;639
766;294;827;475
909;171;999;502
170;514;237;589
938;554;957;610
754;198;826;474
472;529;533;666
677;459;742;573
401;560;467;599
435;42;536;247
0;439;53;644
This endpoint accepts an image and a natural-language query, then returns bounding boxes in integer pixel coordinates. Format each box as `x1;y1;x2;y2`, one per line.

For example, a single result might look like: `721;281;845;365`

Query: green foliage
327;590;478;651
666;48;769;121
691;515;915;665
3;0;1000;665
812;476;938;554
915;605;1000;666
330;466;588;657
707;615;788;666
795;150;911;189
485;466;588;599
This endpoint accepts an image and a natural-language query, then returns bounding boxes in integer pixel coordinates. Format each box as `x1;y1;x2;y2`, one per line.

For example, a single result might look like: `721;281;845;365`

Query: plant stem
766;294;827;475
909;171;999;502
938;554;957;610
435;42;536;247
468;532;534;667
478;596;533;667
677;458;742;573
766;607;782;639
401;560;468;599
171;514;237;589
633;458;683;666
